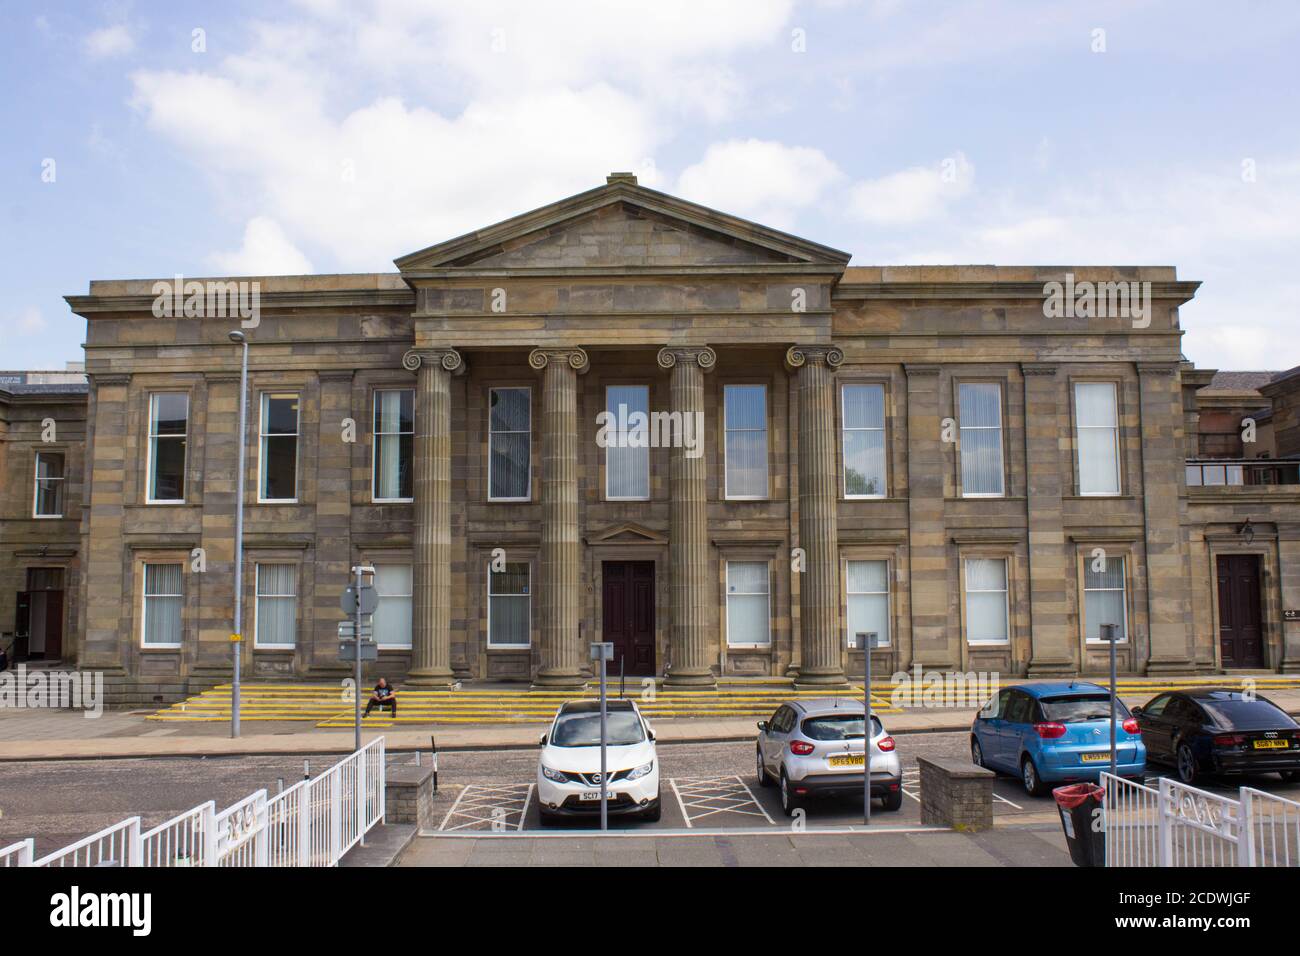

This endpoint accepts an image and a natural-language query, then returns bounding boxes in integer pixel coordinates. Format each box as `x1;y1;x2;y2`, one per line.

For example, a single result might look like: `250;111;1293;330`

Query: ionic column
529;347;590;688
658;346;717;687
788;345;848;687
403;347;464;686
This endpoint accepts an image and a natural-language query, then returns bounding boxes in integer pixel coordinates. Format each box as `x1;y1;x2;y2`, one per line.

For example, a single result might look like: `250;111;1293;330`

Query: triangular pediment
395;177;850;274
586;522;669;545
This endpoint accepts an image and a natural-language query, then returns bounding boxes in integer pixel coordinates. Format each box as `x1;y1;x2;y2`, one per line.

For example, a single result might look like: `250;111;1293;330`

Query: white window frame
145;392;188;505
140;562;183;649
1083;555;1129;644
372;388;415;504
604;384;651;502
253;563;298;648
723;384;769;500
488;386;532;502
958;382;1005;498
846;558;891;648
372;563;413;649
1074;381;1122;497
33;450;65;518
841;383;887;499
725;560;771;647
964;556;1011;646
486;562;532;648
258;393;300;504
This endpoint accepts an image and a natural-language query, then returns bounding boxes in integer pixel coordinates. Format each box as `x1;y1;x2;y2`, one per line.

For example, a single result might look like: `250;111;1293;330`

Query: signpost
342;567;377;754
590;641;613;831
1101;623;1120;779
862;631;877;826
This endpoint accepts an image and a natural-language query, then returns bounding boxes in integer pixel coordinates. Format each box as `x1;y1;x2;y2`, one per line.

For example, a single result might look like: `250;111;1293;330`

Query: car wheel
1176;743;1199;785
642;795;662;822
1280;770;1300;783
538;809;557;828
881;788;903;812
756;747;773;787
779;769;801;817
1021;756;1047;797
971;737;985;769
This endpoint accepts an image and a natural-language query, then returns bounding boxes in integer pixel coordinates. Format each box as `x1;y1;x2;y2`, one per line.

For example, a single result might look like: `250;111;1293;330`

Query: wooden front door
602;561;656;676
1217;555;1263;668
23;568;65;661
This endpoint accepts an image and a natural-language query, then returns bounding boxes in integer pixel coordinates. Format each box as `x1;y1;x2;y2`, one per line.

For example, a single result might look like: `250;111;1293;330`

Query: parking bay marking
900;768;1023;810
670;775;775;828
438;783;534;832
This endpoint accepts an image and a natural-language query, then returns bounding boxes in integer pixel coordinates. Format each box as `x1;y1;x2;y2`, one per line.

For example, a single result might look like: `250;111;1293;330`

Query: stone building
3;174;1299;702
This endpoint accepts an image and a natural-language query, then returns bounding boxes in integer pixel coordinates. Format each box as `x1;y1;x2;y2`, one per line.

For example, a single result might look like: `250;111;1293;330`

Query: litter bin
1053;782;1106;867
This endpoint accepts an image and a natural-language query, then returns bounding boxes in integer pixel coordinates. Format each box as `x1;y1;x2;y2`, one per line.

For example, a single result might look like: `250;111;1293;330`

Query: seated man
363;677;398;717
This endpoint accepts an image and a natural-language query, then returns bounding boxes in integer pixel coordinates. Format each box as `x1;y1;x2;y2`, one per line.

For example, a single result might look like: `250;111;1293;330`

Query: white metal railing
13;737;385;868
1101;773;1160;867
1102;772;1299;867
1240;787;1300;867
1;839;34;867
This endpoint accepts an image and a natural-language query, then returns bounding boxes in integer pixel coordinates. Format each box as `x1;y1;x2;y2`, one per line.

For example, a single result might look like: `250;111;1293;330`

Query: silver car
756;699;904;815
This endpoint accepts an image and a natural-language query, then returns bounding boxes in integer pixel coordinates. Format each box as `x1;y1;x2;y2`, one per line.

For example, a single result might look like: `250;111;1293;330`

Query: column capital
657;345;716;372
786;345;843;371
528;347;590;374
403;347;466;375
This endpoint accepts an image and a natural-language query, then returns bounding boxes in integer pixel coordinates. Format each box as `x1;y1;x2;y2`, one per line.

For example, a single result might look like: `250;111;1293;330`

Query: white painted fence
1101;771;1300;867
8;738;385;868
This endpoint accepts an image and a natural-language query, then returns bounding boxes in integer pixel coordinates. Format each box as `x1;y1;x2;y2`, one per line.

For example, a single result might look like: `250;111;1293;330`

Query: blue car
970;681;1146;796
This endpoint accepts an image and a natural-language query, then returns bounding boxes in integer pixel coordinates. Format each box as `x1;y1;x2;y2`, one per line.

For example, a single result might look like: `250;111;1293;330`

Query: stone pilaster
1138;363;1196;675
788;345;848;687
905;364;953;671
1022;364;1073;676
403;347;464;686
529;347;589;688
658;346;717;687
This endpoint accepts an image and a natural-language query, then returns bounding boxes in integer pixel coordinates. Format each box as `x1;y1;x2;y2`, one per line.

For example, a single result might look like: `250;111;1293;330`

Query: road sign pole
599;652;608;832
1102;623;1119;779
864;631;875;826
354;564;363;754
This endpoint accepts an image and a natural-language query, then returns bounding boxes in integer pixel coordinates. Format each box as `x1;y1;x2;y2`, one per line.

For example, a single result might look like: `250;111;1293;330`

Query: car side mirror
1130;706;1143;716
647;730;656;742
756;721;768;732
538;733;547;746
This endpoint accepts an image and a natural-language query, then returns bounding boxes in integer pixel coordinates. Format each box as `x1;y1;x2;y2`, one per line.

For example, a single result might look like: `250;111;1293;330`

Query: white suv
536;699;661;825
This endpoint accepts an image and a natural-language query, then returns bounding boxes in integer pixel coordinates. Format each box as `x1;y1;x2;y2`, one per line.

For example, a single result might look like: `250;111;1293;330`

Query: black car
1132;688;1300;784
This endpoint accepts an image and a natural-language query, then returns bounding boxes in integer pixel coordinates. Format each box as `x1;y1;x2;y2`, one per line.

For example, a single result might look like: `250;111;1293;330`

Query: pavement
2;684;1299;762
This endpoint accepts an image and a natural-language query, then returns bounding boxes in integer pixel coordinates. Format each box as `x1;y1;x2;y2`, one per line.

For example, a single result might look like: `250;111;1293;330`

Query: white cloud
209;218;314;275
676;139;843;229
847;152;974;225
84;24;134;59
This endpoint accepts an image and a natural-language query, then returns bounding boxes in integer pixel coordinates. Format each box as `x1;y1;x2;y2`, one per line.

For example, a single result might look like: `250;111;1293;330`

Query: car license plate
1080;752;1112;763
828;754;865;768
1254;739;1290;750
579;790;616;800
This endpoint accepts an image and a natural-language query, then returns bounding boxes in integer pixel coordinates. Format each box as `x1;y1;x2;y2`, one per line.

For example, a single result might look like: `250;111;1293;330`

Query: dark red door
602;561;655;676
1217;555;1263;668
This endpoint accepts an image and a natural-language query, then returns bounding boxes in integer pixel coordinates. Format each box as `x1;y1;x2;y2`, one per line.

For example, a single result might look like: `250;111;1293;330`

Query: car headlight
627;760;654;781
541;766;569;783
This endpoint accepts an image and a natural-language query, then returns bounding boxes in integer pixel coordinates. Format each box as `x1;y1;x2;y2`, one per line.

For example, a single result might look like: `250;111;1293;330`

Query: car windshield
1200;699;1294;730
1039;694;1129;723
801;714;883;740
550;710;645;747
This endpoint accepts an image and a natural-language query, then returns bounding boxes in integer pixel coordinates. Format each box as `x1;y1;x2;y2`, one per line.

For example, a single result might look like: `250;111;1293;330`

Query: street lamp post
1101;623;1119;778
229;330;249;739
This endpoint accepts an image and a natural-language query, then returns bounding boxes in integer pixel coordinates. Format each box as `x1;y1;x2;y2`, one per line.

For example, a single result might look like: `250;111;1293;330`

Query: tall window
1075;382;1120;495
724;385;768;498
372;564;413;648
488;562;530;647
846;559;890;648
605;385;649;500
489;387;531;500
1084;556;1127;643
142;563;183;647
959;383;1004;496
373;389;414;501
726;561;770;646
148;393;188;503
964;558;1009;644
33;451;65;517
255;564;297;647
842;384;886;497
259;394;299;502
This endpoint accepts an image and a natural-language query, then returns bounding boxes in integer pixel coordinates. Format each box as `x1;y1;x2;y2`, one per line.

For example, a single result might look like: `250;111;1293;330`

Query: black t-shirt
373;684;393;699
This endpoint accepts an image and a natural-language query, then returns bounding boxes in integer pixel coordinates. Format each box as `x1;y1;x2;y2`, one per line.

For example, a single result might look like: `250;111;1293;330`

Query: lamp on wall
1237;517;1255;546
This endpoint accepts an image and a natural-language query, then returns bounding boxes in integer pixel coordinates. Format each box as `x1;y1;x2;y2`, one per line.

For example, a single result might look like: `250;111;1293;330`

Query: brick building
3;174;1298;703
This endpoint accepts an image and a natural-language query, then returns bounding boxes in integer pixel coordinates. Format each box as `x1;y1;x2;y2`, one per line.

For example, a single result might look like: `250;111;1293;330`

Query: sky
3;0;1299;372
